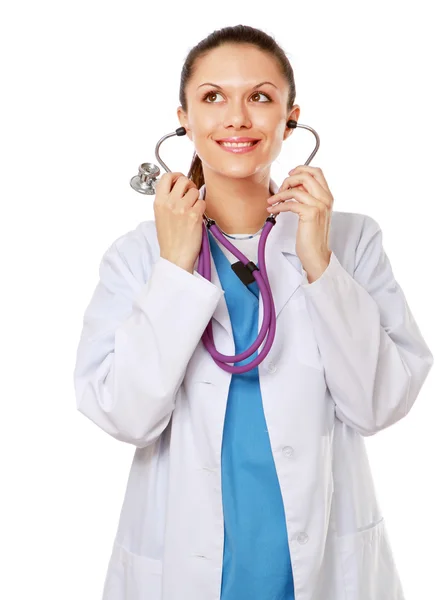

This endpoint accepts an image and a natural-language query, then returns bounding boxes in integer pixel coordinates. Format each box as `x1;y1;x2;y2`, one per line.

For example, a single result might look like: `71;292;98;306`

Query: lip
215;139;261;154
215;137;261;142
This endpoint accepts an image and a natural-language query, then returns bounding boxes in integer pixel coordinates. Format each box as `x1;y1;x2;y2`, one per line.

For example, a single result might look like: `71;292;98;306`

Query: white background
1;1;446;598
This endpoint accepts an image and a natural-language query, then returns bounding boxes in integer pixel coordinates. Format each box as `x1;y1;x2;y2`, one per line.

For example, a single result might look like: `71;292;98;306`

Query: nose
224;100;252;129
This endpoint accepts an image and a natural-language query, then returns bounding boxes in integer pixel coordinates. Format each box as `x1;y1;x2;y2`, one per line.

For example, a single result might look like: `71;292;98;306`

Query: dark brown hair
179;25;297;189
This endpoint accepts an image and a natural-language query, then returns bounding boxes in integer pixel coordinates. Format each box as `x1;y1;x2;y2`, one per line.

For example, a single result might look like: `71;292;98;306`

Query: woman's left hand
267;165;334;283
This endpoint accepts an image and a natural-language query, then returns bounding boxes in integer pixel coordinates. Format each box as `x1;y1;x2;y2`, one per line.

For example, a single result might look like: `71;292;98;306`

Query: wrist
160;254;194;274
302;252;331;283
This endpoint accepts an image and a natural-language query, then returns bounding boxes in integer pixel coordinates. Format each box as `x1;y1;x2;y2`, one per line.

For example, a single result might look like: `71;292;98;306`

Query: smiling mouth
216;140;260;148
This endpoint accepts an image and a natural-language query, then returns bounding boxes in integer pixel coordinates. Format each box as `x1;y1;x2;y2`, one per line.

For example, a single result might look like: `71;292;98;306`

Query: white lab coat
73;191;433;600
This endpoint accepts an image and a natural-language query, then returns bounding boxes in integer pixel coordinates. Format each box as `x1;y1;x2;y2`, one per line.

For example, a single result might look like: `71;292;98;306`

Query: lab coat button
266;362;277;373
297;532;309;544
282;446;294;457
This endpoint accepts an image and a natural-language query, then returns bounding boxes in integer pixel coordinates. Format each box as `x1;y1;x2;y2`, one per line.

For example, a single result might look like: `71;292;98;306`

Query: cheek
189;111;217;140
264;135;284;162
264;118;287;148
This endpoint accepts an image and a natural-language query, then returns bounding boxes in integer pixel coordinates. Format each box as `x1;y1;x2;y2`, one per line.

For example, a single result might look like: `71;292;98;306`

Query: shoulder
112;219;159;256
101;219;159;287
330;210;380;240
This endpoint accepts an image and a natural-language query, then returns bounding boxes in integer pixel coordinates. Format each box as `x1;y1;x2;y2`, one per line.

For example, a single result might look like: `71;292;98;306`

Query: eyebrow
197;81;278;91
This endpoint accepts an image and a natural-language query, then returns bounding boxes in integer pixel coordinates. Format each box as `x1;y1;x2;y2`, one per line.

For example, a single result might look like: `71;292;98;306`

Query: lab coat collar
196;178;306;342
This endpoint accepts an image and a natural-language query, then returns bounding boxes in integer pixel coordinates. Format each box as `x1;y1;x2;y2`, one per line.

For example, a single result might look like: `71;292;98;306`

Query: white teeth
219;141;257;148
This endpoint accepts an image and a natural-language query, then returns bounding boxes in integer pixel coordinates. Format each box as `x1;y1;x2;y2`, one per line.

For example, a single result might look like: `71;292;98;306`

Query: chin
213;159;269;175
216;166;263;180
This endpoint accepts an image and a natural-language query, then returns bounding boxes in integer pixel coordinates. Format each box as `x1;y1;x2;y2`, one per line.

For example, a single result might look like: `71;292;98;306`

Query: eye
202;90;272;103
251;91;272;103
202;91;225;103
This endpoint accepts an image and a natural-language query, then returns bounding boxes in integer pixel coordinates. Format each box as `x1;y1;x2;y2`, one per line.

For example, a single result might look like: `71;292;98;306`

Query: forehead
190;44;282;86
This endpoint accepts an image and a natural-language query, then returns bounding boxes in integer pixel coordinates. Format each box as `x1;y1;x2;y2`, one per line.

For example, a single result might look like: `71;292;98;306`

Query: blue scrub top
207;231;295;600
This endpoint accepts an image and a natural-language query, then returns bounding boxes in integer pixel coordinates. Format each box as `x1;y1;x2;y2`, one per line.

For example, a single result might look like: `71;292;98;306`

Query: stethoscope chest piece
130;163;161;195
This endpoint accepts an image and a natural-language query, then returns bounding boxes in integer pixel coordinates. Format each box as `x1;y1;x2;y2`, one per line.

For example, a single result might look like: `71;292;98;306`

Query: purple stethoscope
130;119;320;374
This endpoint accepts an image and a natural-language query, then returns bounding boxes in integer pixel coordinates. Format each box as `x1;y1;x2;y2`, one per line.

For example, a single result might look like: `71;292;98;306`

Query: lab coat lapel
197;179;307;341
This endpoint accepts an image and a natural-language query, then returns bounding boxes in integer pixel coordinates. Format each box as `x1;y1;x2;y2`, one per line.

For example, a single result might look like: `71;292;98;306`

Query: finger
267;200;320;220
278;173;326;202
288;165;330;193
268;188;328;211
156;172;185;196
181;186;201;209
193;195;207;216
172;175;196;198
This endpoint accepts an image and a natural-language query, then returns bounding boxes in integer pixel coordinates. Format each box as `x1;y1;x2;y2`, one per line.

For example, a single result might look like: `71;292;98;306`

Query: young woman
73;24;434;600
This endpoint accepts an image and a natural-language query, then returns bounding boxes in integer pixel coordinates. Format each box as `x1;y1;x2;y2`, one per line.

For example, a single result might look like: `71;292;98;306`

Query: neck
202;168;273;235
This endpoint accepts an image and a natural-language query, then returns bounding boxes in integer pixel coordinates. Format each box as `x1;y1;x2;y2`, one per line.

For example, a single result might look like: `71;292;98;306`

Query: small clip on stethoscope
130;120;320;374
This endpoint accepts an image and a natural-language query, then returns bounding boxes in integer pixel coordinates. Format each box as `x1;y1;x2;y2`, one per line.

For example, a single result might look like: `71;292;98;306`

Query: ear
177;106;193;141
283;104;301;141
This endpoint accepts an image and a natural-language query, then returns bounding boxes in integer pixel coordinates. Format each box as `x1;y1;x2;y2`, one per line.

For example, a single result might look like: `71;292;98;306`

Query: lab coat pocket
102;539;163;600
336;518;405;600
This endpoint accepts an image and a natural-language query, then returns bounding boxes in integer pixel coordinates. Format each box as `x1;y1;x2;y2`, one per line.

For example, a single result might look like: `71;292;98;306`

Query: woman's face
178;43;300;179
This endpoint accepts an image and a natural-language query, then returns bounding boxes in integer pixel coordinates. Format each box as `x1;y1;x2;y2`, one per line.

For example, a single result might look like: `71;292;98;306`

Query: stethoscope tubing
198;218;277;373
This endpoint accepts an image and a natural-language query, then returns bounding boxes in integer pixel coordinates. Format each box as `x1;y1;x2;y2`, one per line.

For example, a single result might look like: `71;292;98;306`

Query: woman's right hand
154;173;206;273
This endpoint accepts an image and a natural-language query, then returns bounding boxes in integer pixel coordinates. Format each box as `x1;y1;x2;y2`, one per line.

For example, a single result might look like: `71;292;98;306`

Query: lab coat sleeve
300;215;434;436
73;242;224;447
